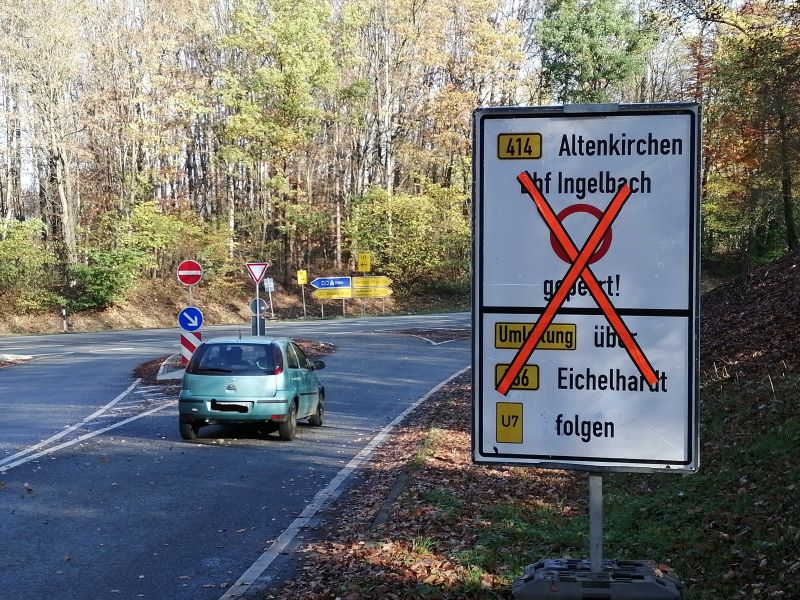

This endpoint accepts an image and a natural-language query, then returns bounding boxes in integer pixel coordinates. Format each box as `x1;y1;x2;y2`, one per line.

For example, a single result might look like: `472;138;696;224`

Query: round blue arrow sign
178;306;204;332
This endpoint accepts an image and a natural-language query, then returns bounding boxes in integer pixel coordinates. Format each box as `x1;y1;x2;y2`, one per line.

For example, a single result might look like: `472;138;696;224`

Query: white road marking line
400;334;469;346
21;352;77;360
0;399;175;473
86;347;136;353
372;330;470;346
429;338;469;345
0;379;141;469
218;365;471;600
0;344;65;350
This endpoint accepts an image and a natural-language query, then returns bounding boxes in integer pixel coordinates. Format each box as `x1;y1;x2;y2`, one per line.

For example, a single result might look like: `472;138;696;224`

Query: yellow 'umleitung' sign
357;252;372;272
495;322;576;350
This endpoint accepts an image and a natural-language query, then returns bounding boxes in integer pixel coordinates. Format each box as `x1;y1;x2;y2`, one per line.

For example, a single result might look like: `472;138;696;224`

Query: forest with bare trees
0;0;796;314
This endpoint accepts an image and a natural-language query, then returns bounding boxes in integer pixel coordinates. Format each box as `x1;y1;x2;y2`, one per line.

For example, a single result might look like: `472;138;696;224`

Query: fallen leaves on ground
267;373;583;600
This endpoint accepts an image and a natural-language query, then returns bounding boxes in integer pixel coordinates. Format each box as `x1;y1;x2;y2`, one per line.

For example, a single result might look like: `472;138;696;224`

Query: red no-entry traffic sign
177;260;203;286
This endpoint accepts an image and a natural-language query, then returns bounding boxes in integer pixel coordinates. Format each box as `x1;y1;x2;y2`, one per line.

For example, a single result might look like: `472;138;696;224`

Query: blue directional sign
310;276;352;289
178;306;204;332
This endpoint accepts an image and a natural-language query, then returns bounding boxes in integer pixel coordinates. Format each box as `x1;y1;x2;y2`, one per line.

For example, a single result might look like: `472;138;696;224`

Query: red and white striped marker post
180;331;202;366
177;260;204;365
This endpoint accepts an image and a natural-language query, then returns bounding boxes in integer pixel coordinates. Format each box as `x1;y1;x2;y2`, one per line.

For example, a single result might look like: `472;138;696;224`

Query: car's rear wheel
179;422;200;440
309;393;324;427
278;402;297;441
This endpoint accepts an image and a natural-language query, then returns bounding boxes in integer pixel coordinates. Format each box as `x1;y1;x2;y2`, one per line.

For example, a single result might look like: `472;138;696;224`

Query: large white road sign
472;104;700;472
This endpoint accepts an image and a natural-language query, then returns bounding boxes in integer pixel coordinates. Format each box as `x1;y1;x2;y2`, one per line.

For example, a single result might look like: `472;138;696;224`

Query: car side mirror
312;360;325;371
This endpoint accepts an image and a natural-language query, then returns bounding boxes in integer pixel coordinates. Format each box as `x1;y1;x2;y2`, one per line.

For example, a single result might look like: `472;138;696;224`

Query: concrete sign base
512;558;681;600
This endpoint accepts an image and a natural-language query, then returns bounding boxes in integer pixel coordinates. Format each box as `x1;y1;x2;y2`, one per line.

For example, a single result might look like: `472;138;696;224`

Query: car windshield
186;343;276;376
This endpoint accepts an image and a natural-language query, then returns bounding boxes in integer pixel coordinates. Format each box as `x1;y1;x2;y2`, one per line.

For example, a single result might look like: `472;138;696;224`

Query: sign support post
297;270;308;317
254;279;262;335
263;277;276;320
246;262;269;335
588;474;603;571
474;103;699;598
268;287;274;319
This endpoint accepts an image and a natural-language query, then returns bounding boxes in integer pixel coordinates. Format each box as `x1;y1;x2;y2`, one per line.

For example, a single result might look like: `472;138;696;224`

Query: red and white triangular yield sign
246;262;269;284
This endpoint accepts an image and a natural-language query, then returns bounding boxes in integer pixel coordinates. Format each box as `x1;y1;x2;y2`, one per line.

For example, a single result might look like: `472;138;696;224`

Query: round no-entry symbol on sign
549;204;613;265
177;260;203;286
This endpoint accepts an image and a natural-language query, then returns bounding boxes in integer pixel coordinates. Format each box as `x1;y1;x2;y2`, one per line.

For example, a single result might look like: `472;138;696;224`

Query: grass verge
600;369;800;599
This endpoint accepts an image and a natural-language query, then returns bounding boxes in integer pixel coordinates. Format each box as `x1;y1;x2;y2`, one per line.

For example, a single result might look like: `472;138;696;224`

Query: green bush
0;219;59;311
346;183;470;287
68;248;146;310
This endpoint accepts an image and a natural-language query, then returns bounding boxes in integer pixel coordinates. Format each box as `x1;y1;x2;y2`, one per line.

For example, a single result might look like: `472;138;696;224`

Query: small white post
267;285;274;319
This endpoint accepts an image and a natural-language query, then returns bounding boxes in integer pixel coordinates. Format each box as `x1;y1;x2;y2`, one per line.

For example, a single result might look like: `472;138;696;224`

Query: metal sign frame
472;103;700;473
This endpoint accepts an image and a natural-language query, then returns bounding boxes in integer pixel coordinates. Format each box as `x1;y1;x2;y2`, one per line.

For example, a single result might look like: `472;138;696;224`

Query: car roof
199;336;289;346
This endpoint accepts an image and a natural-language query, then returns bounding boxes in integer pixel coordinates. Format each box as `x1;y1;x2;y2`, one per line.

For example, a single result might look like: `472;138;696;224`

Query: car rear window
186;343;278;375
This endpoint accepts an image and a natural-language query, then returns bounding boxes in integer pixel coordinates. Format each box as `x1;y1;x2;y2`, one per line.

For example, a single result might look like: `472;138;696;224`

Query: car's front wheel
278;402;297;441
179;422;200;441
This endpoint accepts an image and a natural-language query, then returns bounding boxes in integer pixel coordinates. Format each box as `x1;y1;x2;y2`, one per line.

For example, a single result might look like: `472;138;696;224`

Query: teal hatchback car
178;337;325;441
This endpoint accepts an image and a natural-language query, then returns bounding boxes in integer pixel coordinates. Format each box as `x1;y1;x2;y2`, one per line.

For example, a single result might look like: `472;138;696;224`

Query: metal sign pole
253;280;261;336
589;473;603;571
301;285;307;317
268;285;274;319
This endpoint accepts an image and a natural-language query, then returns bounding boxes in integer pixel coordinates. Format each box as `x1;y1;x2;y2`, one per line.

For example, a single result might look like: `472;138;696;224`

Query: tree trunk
777;102;797;250
2;82;22;226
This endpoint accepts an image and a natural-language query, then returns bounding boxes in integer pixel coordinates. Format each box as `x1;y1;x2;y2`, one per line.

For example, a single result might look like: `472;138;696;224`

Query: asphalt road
0;313;470;600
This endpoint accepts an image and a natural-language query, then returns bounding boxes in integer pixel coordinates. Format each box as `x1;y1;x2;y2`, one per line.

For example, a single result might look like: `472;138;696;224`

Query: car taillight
272;344;283;375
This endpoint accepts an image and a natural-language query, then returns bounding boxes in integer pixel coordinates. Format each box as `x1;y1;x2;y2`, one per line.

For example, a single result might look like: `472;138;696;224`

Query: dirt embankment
701;250;800;375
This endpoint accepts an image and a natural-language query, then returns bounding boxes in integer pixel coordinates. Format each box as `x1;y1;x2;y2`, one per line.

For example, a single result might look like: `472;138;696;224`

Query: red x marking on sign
496;171;658;396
